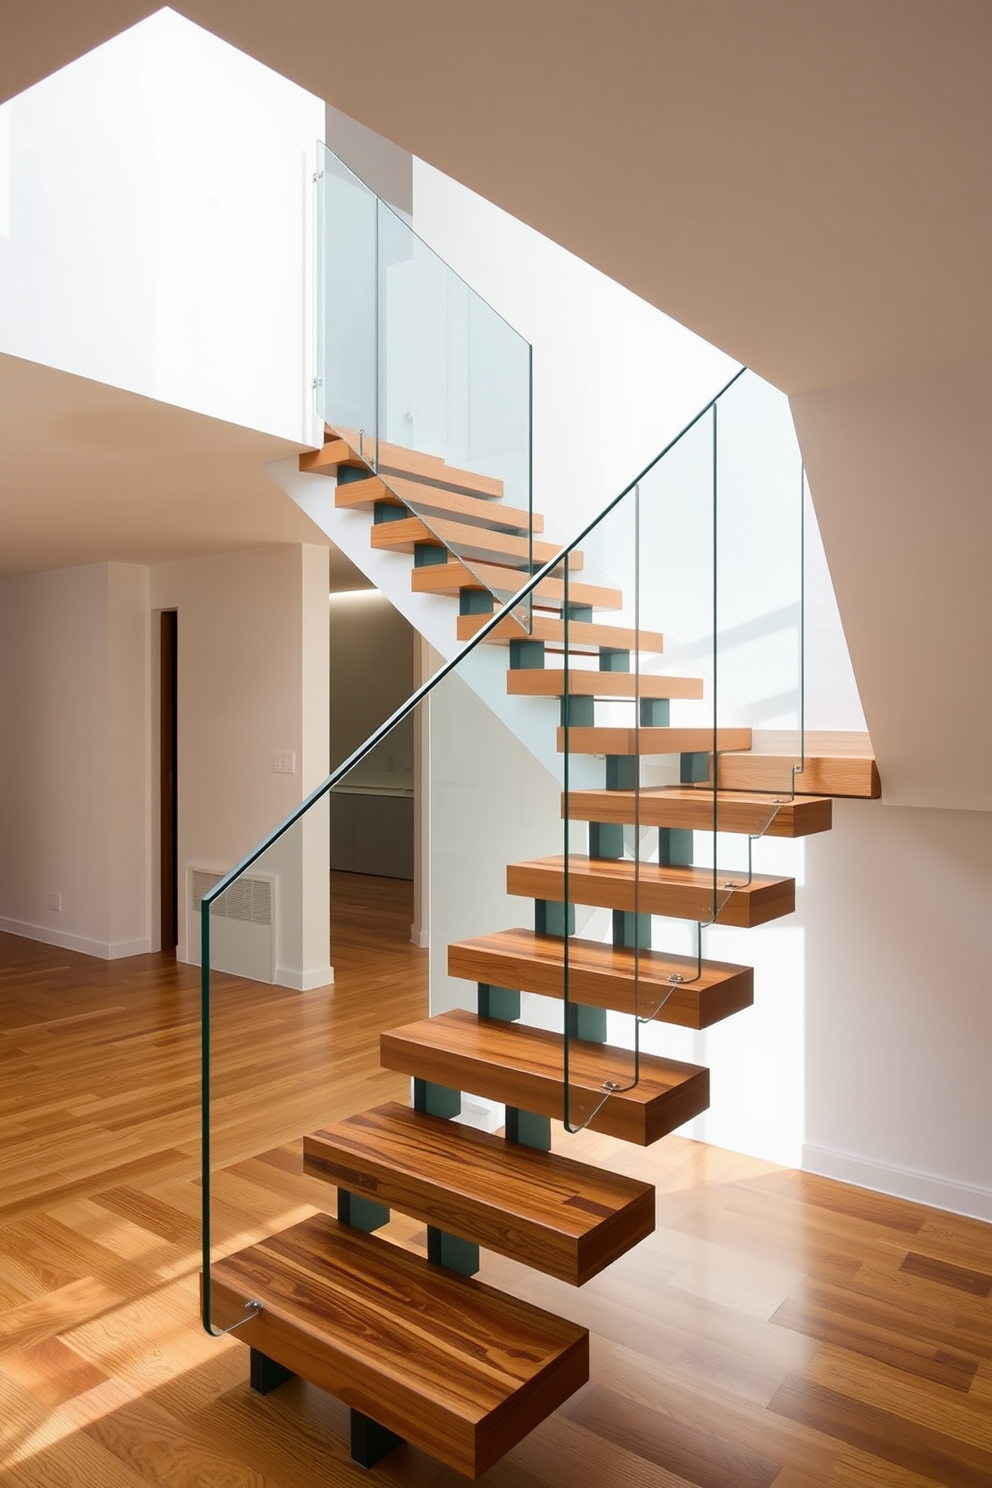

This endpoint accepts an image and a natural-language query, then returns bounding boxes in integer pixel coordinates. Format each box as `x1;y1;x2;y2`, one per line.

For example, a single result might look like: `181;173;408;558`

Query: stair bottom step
207;1212;589;1479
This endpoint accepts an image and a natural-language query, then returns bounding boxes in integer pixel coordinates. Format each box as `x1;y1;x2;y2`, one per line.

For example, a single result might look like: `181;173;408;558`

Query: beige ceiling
0;353;369;584
4;1;989;400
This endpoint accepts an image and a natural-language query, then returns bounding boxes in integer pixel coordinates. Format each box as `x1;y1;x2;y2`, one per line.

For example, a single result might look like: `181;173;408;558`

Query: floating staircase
208;427;879;1478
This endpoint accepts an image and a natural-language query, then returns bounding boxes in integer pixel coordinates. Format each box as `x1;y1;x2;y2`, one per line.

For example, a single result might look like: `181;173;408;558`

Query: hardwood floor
2;875;990;1486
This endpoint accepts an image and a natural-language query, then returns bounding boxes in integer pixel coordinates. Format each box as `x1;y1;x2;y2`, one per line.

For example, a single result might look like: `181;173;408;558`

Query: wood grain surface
371;516;578;569
410;558;623;610
509;670;704;700
334;475;541;533
456;613;662;651
563;787;833;838
303;1102;655;1284
447;928;754;1028
209;1211;588;1479
2;875;989;1487
506;855;796;928
557;725;753;757
308;427;506;499
379;1009;711;1147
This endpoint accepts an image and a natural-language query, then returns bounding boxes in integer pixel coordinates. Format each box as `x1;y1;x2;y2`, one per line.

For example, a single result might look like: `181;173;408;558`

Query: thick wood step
411;558;623;610
311;426;506;498
379;1009;710;1147
564;786;833;837
717;732;881;798
371;515;582;570
335;474;542;534
506;855;795;927
509;670;704;701
209;1211;587;1478
303;1102;655;1285
557;724;751;755
448;929;754;1029
458;614;662;653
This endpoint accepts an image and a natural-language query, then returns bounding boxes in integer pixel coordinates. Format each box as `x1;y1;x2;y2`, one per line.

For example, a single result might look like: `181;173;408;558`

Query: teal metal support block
506;1107;552;1151
509;638;546;669
478;984;521;1021
560;694;596;727
659;827;694;866
413;1079;461;1119
681;751;711;784
535;899;575;938
567;1003;608;1044
250;1349;295;1395
427;1226;480;1276
337;1188;390;1233
373;500;409;524
336;464;367;486
351;1410;404;1469
589;820;624;860
639;698;670;727
613;910;652;950
606;755;639;791
565;603;593;623
600;647;631;672
459;588;495;615
414;543;448;567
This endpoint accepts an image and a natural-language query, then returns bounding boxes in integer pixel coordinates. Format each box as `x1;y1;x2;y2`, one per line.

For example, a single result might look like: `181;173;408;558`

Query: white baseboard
0;917;151;961
410;923;429;948
802;1142;992;1222
275;963;335;991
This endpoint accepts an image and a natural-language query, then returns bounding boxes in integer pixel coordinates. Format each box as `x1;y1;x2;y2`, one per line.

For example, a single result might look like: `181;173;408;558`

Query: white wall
151;543;330;988
0;562;150;957
0;9;323;444
793;353;992;809
802;801;992;1220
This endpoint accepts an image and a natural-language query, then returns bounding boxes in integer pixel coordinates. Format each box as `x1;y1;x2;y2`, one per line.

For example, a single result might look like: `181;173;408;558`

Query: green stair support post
561;694;596;727
535;900;575;938
479;983;553;1151
659;827;694;867
639;698;670;727
600;648;630;672
414;1080;480;1277
373;501;409;524
337;1188;390;1234
459;589;495;616
613;911;652;951
566;1004;608;1043
681;751;710;784
414;543;448;567
589;821;624;860
509;639;546;669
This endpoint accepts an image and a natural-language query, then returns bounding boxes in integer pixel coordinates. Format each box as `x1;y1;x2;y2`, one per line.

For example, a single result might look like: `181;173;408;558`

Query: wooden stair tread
509;670;704;701
564;786;833;837
313;426;507;498
458;614;662;653
371;515;581;570
506;855;796;928
209;1211;587;1478
335;474;542;534
557;725;752;755
303;1102;655;1285
447;929;754;1028
380;1009;710;1147
718;748;881;799
411;559;623;610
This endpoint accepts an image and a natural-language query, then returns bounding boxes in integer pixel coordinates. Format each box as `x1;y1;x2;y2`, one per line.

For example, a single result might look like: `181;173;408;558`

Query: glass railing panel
315;144;378;462
315;143;534;631
557;405;729;1123
714;370;805;814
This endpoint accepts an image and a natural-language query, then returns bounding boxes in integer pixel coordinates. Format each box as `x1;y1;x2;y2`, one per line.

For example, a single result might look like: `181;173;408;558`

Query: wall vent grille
191;870;272;927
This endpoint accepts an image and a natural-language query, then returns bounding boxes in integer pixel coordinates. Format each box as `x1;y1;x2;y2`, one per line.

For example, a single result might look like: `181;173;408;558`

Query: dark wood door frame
160;610;178;951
